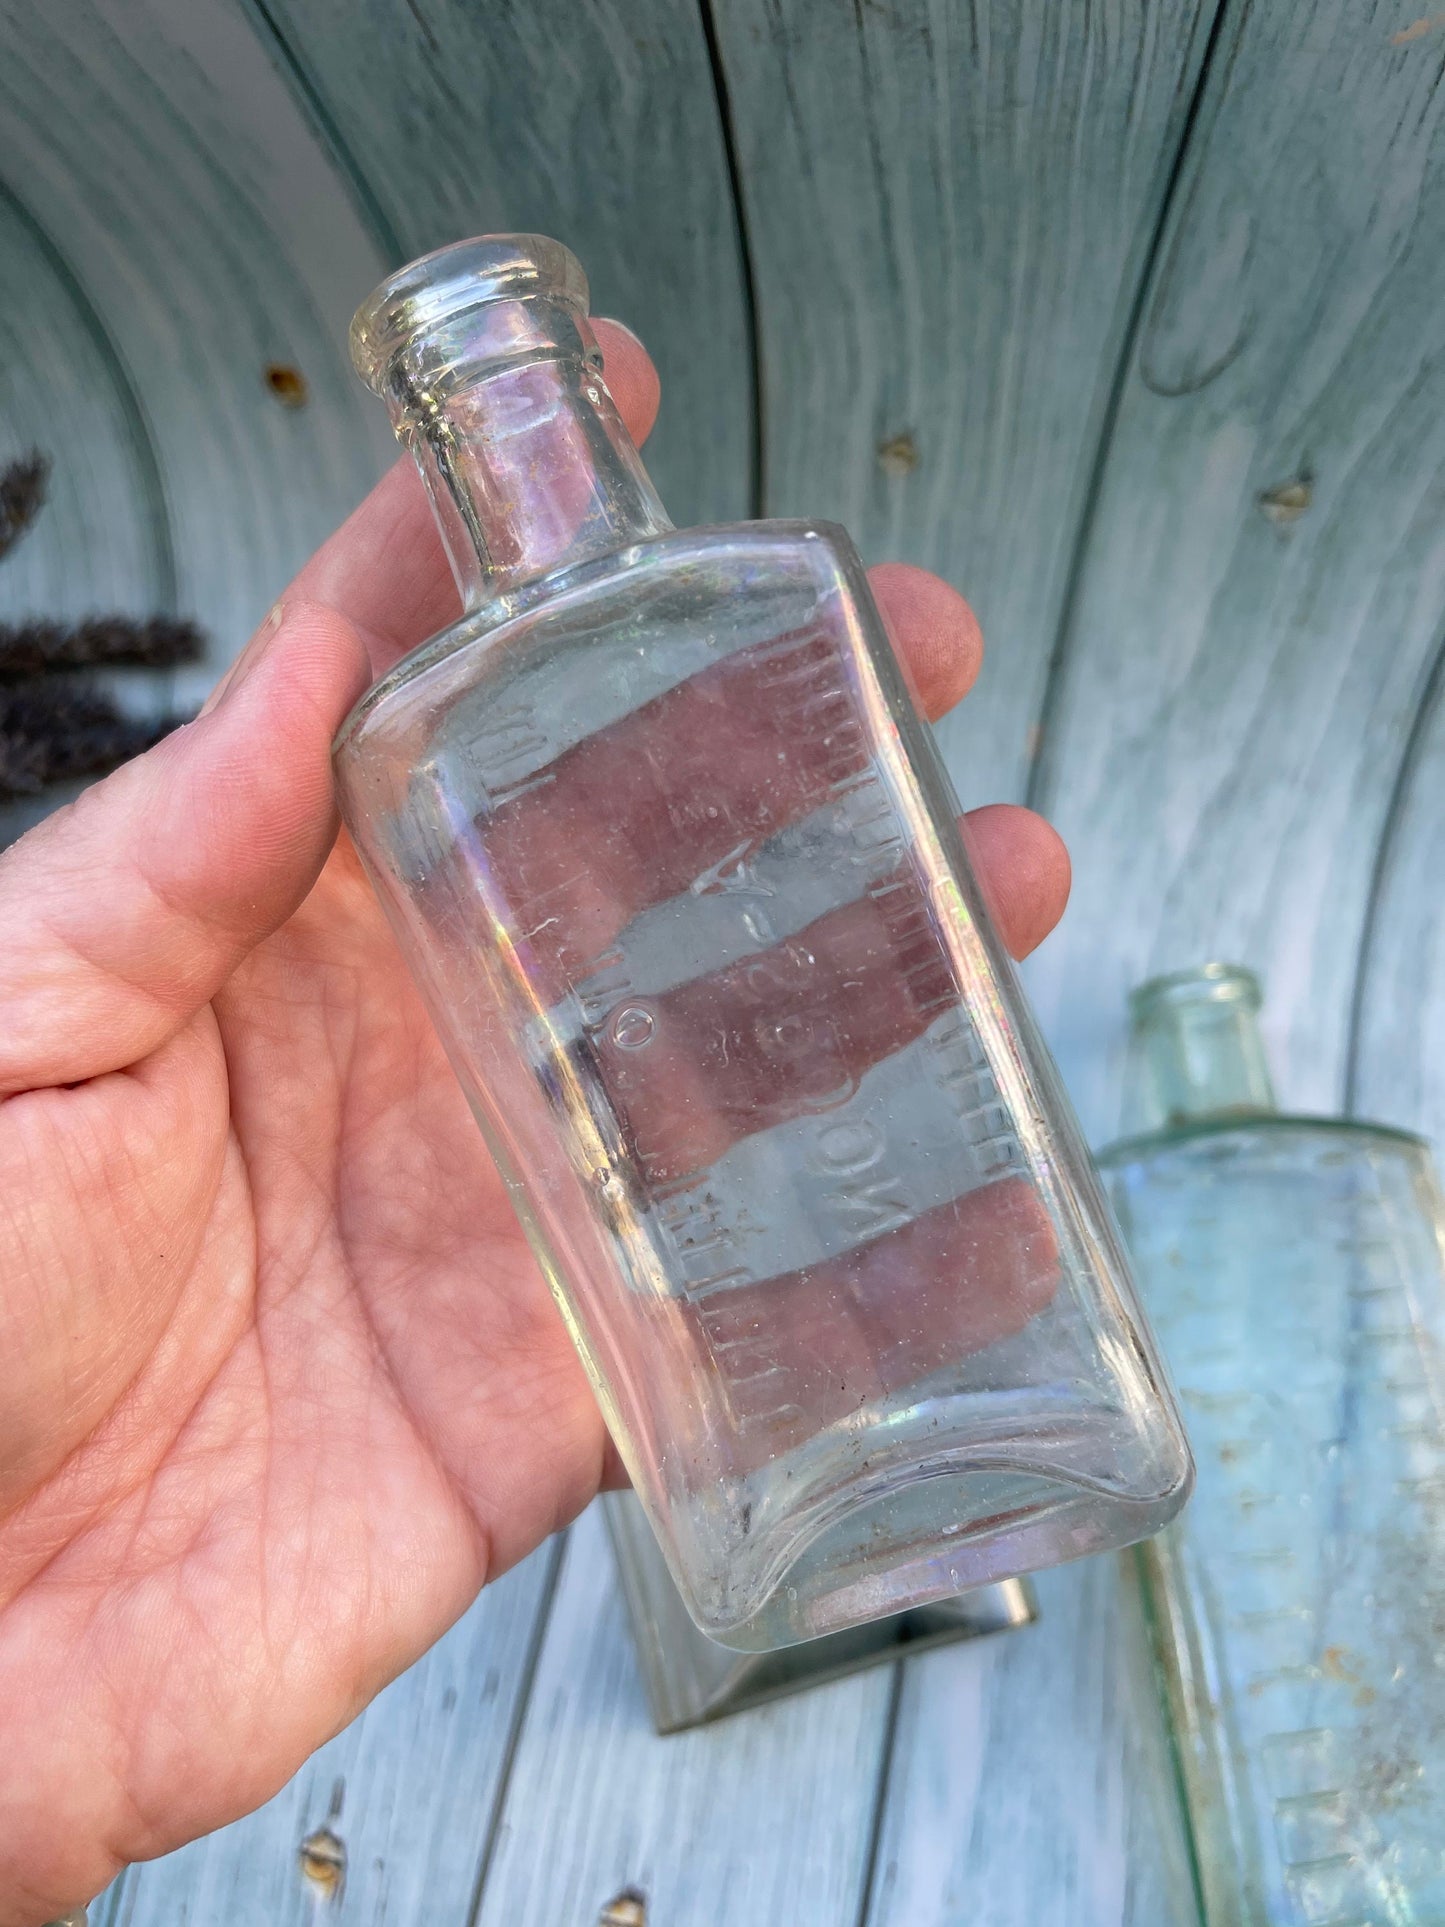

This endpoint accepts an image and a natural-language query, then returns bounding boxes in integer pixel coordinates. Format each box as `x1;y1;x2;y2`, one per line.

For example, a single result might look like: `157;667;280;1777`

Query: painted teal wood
249;0;752;531
698;11;1221;1914
6;2;1445;1923
0;0;393;718
1025;0;1445;1144
711;0;1218;810
867;1558;1197;1927
90;1548;556;1927
1351;646;1445;1153
0;185;174;843
0;191;164;623
472;1503;895;1927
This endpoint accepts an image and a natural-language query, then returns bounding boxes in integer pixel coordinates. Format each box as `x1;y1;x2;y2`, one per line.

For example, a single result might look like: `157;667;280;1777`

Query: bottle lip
1128;961;1262;1020
350;234;590;395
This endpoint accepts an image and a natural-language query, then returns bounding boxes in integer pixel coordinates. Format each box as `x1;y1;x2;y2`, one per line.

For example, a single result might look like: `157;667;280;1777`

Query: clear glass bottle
601;1486;1038;1732
1098;965;1445;1925
334;235;1192;1649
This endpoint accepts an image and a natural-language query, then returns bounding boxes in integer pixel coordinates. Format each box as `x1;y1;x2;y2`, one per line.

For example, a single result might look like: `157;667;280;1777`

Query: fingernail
597;317;646;356
200;602;285;716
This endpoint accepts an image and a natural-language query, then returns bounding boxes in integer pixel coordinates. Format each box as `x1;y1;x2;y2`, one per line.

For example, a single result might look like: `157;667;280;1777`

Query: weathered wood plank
1351;641;1445;1151
473;1503;894;1927
0;0;393;714
16;6;1444;1924
705;15;1222;1918
712;0;1218;809
0;184;176;844
1025;0;1445;1141
0;190;165;624
866;1558;1197;1927
250;0;752;529
93;1548;557;1927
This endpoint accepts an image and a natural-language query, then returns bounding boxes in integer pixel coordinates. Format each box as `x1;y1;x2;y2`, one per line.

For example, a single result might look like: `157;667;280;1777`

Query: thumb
0;598;371;1096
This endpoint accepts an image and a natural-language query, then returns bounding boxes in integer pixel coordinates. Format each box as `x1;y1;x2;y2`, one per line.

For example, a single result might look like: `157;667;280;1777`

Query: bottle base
692;1459;1190;1652
604;1489;1039;1732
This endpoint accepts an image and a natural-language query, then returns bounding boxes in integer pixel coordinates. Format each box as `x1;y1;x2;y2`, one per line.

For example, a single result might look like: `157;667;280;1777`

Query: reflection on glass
1101;965;1445;1923
336;236;1191;1648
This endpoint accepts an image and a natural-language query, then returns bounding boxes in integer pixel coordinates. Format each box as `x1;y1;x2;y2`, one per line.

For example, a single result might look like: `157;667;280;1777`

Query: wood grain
866;1557;1197;1927
0;188;166;624
0;183;177;843
700;12;1225;1914
472;1503;894;1927
711;0;1218;810
1025;0;1445;1142
91;1548;557;1927
11;2;1445;1923
0;0;393;718
1351;636;1445;1151
250;0;753;530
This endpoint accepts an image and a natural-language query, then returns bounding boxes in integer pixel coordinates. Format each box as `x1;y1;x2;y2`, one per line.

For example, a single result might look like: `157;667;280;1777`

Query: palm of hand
1;827;611;1907
0;331;1069;1923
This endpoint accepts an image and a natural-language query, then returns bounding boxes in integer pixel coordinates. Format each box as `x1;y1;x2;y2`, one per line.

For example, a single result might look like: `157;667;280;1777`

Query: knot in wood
598;1888;647;1926
265;363;309;408
298;1825;347;1899
877;431;918;478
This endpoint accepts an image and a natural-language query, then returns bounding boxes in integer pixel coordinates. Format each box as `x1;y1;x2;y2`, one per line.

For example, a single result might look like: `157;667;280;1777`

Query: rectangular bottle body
336;522;1190;1646
1103;1120;1445;1923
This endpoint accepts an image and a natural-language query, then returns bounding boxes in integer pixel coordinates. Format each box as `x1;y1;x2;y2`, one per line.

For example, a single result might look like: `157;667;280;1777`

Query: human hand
0;321;1069;1923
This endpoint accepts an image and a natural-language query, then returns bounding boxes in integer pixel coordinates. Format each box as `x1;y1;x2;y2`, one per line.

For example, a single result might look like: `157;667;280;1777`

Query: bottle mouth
349;234;590;397
1120;962;1275;1134
1128;961;1262;1022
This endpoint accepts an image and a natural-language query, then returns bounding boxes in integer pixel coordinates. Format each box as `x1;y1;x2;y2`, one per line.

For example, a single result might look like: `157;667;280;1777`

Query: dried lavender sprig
0;678;193;796
0;452;49;561
0;614;206;681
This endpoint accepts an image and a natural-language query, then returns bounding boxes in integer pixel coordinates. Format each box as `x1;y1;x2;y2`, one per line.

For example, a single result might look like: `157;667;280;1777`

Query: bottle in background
1100;964;1445;1924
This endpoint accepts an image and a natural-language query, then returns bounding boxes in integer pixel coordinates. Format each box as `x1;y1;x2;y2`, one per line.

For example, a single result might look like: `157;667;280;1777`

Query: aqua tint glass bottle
1099;965;1445;1925
333;236;1192;1649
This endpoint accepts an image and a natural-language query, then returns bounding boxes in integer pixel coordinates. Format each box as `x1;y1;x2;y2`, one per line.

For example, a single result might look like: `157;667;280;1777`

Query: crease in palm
0;324;1070;1923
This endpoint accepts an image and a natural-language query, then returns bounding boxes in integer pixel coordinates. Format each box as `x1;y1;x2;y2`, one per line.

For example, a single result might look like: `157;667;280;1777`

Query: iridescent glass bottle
1099;965;1445;1924
333;235;1191;1649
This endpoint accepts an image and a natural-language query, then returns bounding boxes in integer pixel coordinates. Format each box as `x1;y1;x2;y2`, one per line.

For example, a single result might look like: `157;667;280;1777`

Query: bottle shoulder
1096;1109;1430;1174
333;518;868;762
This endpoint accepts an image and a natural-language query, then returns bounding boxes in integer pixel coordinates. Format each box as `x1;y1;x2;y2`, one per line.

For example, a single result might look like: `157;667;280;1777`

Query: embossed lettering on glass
334;236;1192;1648
1100;965;1445;1923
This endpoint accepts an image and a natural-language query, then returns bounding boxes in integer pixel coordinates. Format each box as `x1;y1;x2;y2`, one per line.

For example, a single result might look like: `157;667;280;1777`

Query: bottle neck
1120;964;1277;1136
377;293;672;609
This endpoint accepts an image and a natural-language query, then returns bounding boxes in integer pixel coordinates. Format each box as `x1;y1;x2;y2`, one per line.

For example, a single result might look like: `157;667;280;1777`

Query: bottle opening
350;234;590;399
1129;961;1263;1023
1122;963;1277;1135
349;234;671;606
